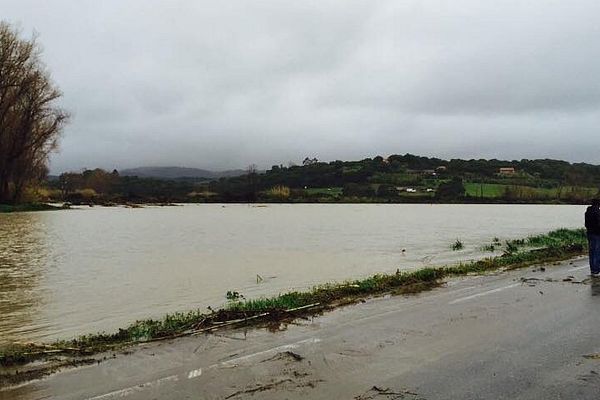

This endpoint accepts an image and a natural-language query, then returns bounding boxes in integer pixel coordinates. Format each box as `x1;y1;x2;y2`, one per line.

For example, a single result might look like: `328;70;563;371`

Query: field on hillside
465;183;597;199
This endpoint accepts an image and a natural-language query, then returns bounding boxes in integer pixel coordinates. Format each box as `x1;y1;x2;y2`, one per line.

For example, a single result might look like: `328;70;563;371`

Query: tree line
206;155;600;202
44;154;600;205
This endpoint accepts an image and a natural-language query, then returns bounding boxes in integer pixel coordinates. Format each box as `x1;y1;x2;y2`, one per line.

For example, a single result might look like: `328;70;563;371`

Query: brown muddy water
0;204;585;344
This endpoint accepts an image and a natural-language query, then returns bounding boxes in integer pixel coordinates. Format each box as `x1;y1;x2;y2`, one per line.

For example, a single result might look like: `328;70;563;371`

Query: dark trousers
588;233;600;273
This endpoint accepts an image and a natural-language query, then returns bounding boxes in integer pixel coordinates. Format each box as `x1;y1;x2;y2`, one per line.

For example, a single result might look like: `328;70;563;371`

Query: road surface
2;258;600;399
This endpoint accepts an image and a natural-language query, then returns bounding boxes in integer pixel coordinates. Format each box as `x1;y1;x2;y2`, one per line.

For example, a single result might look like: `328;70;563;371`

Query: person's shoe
592;271;600;277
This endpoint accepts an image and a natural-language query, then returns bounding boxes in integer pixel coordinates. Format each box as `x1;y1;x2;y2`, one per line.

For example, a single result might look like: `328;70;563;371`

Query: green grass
304;187;343;197
465;182;598;199
519;228;586;249
0;228;588;368
227;267;442;314
464;183;507;198
481;244;497;252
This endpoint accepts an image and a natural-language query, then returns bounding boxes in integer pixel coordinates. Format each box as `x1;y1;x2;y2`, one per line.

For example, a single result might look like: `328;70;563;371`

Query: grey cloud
318;1;600;114
2;0;600;173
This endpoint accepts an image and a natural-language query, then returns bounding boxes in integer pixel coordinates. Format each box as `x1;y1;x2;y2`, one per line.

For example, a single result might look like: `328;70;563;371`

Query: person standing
585;199;600;276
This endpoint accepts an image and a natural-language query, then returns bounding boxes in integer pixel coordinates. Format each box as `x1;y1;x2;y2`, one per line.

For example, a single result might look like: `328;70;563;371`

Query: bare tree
0;21;69;203
246;164;259;201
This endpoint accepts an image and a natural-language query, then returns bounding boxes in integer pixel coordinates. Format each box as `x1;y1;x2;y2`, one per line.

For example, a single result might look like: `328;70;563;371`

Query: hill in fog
119;167;247;180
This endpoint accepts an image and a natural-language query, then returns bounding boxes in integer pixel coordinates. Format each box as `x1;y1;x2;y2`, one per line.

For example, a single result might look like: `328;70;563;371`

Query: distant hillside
43;154;600;204
119;167;247;180
207;154;600;203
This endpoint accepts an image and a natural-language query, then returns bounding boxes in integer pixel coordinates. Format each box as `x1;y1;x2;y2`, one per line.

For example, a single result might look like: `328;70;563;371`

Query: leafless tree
0;21;69;203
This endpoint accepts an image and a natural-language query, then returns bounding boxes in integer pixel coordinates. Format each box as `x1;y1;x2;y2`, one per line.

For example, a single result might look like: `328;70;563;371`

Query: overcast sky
3;1;600;173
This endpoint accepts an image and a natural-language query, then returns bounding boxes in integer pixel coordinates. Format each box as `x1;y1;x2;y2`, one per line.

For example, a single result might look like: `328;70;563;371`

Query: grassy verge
464;182;599;199
0;203;62;213
0;228;588;369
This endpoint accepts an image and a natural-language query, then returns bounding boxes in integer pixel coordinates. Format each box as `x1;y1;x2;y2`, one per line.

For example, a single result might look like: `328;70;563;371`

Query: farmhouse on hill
498;167;516;175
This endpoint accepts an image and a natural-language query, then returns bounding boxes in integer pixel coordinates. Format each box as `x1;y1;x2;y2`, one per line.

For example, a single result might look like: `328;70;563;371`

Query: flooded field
0;204;585;344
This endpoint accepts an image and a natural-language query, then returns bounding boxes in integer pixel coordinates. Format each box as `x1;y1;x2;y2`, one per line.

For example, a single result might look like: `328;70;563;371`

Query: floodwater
0;204;585;344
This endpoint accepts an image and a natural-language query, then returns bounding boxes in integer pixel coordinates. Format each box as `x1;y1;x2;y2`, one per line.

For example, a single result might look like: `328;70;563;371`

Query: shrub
266;185;291;199
76;188;97;200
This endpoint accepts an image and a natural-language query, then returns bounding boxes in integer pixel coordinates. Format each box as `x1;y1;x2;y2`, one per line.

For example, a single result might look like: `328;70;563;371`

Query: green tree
343;183;375;198
435;178;465;200
376;184;398;198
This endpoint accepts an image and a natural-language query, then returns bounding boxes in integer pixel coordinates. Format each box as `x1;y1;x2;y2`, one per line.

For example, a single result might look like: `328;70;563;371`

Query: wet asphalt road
2;258;600;400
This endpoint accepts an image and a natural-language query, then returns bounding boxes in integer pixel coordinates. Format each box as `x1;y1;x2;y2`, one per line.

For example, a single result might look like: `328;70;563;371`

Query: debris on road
354;385;425;399
583;353;600;360
224;378;293;399
261;351;305;363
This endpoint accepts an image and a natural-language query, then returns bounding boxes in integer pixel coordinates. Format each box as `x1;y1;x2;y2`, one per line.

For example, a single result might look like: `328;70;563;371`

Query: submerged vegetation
0;202;62;213
482;244;497;252
0;228;588;371
451;239;464;251
482;237;503;252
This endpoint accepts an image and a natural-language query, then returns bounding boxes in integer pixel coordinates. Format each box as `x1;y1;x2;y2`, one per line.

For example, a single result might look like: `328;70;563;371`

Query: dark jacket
585;206;600;235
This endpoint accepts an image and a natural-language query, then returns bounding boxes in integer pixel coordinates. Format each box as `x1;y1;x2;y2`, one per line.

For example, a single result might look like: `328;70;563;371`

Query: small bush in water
452;239;464;251
226;291;243;301
482;244;496;252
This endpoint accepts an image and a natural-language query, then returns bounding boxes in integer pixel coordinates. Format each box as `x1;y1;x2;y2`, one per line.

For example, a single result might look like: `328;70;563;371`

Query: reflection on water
0;213;49;344
0;204;586;344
